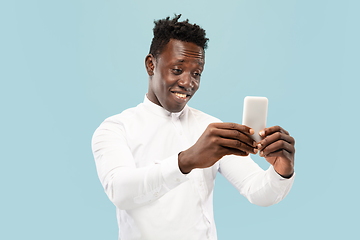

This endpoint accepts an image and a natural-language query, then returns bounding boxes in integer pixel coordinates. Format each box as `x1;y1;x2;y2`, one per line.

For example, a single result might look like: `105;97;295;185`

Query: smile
171;91;190;101
175;93;187;99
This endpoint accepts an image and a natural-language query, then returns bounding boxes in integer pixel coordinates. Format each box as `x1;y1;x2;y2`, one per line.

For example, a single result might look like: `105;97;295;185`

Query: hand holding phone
242;96;268;142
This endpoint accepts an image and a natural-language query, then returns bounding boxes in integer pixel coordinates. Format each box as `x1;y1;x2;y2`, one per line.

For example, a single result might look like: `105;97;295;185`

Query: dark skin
145;39;295;178
146;39;203;113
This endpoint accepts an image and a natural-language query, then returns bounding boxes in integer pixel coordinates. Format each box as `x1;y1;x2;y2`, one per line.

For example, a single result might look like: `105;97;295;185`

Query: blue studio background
1;0;359;239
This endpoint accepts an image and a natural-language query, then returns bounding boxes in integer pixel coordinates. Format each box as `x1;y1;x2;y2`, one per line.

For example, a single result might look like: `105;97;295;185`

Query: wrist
277;170;294;179
274;166;294;179
178;150;194;174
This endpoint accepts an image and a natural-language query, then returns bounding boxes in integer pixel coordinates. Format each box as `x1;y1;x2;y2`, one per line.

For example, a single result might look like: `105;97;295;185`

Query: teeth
175;93;187;99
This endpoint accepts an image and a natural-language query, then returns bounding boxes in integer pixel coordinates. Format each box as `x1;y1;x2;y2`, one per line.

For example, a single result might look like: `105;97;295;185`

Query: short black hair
149;14;209;59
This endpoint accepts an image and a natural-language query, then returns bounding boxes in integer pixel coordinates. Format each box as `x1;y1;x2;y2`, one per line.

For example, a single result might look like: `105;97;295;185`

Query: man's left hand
257;126;295;178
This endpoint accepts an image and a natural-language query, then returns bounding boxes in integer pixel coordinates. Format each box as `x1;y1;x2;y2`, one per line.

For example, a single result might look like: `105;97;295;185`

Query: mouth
171;91;191;101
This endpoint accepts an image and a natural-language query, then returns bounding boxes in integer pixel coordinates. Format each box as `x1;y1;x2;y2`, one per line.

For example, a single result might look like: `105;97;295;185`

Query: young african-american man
92;14;295;240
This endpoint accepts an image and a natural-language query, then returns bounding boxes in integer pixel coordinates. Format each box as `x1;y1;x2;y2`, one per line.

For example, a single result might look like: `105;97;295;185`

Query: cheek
194;80;200;90
158;70;171;87
162;75;179;88
154;73;168;91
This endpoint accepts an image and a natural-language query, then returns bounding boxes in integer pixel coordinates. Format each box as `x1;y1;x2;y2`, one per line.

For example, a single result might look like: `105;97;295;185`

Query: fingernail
259;151;264;157
257;143;262;149
259;130;265;136
249;129;254;135
254;149;258;154
253;141;257;147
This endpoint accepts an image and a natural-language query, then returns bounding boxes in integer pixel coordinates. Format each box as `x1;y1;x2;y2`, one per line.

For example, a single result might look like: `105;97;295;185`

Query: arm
91;122;188;210
178;122;258;173
220;125;295;206
178;122;295;206
219;155;294;207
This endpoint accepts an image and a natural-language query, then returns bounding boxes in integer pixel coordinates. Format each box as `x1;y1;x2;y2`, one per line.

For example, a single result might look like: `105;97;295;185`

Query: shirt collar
143;94;188;119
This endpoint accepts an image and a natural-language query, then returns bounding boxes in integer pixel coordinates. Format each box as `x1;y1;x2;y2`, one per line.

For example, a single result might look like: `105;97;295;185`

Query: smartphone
242;96;268;142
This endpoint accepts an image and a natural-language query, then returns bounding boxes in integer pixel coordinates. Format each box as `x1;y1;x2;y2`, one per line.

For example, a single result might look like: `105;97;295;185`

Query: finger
226;147;249;157
219;138;258;154
261;149;292;160
259;125;289;138
258;132;295;150
213;128;257;147
259;140;295;157
212;122;254;136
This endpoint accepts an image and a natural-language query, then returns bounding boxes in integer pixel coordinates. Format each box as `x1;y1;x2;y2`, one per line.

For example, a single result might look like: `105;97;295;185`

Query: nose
178;73;194;90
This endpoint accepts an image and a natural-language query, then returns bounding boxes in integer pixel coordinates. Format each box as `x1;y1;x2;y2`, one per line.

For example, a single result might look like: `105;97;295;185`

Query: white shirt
92;96;295;240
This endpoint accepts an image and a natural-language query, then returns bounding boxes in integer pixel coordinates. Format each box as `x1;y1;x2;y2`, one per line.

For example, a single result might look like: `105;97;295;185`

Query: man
92;14;295;240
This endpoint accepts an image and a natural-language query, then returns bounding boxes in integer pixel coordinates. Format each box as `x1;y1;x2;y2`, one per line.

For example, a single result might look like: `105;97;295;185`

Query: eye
193;71;202;78
172;69;182;75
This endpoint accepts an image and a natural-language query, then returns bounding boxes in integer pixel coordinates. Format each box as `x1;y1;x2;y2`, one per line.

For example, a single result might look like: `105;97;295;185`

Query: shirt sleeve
91;121;188;210
218;155;295;207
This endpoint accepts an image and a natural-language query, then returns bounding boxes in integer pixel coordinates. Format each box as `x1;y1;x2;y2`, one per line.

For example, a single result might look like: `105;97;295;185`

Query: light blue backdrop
1;0;359;239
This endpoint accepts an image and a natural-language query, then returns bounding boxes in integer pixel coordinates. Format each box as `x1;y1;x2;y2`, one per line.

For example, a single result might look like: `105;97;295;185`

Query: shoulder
103;106;138;126
94;103;143;136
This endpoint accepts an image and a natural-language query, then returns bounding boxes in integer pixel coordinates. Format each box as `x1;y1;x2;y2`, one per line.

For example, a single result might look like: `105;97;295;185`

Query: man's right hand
178;122;258;174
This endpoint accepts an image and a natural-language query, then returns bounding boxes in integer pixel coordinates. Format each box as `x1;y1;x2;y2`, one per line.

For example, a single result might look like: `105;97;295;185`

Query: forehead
159;39;205;65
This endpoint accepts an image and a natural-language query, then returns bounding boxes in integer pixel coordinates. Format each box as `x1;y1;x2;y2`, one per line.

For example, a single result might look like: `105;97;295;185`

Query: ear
145;54;155;76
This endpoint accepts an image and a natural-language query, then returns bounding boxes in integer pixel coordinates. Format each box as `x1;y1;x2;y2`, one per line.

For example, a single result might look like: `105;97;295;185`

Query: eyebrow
175;59;204;67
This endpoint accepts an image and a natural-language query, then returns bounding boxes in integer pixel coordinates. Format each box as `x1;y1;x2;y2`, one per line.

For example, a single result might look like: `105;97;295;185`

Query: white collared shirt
92;96;295;240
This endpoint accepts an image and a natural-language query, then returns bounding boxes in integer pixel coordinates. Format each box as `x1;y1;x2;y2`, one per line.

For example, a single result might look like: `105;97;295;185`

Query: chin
166;105;185;113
